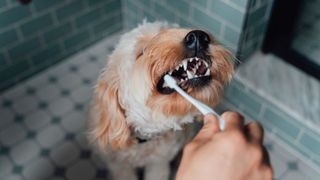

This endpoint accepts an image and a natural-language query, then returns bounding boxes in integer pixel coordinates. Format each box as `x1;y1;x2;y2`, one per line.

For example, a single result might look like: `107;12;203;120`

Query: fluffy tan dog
88;21;234;180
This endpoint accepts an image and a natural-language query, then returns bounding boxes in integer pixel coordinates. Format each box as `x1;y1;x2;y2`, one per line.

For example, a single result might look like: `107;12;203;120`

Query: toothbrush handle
173;84;225;130
197;102;225;130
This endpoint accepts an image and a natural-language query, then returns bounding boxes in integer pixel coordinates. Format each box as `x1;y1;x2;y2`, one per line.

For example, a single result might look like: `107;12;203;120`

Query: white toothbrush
164;75;225;130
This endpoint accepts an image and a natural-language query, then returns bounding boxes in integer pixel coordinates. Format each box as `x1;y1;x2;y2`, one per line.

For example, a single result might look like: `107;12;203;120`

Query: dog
87;21;234;180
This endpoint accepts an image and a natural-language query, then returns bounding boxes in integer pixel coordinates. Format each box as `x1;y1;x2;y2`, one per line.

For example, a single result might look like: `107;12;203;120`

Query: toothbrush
164;75;225;131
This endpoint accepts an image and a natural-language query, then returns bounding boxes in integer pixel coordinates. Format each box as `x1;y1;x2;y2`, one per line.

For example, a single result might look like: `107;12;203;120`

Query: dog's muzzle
184;30;210;57
157;30;212;94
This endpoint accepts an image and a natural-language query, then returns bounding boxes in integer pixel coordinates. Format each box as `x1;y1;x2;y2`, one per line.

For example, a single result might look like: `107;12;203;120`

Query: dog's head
135;28;234;116
89;22;234;150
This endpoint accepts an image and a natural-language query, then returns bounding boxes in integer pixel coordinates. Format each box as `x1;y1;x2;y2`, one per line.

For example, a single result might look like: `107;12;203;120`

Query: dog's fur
88;21;234;180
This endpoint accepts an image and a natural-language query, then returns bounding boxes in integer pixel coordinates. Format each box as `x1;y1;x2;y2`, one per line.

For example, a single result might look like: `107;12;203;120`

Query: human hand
176;112;272;180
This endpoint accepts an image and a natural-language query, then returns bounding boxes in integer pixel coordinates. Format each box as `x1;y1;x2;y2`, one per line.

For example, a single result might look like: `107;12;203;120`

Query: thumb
193;114;220;142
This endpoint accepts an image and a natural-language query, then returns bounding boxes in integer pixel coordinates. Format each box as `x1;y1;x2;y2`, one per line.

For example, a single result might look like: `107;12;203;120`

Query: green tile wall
8;37;42;62
122;0;272;60
33;0;64;11
211;0;244;27
239;0;274;59
225;78;320;169
0;0;6;8
0;54;5;66
0;29;19;48
0;5;31;27
43;23;73;43
0;0;122;92
262;108;301;139
20;13;54;36
122;0;248;53
56;1;85;20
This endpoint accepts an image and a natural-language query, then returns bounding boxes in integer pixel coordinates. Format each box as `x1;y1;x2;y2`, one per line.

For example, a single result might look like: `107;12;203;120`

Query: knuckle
251;144;264;161
251;121;264;133
228;131;247;146
223;111;244;121
232;131;245;142
249;121;260;128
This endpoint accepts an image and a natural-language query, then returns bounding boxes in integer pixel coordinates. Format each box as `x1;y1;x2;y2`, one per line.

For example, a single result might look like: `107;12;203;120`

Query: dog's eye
136;47;146;59
136;52;143;59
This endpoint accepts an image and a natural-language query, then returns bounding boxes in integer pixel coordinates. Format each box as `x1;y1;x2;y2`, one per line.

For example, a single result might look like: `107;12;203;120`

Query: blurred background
0;0;319;179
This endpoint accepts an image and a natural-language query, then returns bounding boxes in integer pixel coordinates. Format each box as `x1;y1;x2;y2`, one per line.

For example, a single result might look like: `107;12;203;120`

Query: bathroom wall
122;0;248;54
0;0;273;92
239;0;274;59
0;0;122;92
292;0;320;65
228;58;320;169
122;0;273;59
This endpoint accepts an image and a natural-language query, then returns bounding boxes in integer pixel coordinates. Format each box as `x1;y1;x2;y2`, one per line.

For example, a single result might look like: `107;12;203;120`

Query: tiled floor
0;34;319;180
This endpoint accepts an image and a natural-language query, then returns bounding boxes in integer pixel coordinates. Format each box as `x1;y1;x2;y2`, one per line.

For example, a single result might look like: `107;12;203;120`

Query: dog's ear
89;74;133;150
135;35;153;58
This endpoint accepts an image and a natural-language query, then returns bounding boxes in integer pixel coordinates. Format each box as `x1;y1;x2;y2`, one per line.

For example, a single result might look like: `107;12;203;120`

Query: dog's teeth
192;68;197;74
195;57;199;61
187;70;193;79
182;61;188;70
175;66;179;71
169;71;172;75
189;58;193;62
195;74;198;78
204;61;209;67
205;69;210;76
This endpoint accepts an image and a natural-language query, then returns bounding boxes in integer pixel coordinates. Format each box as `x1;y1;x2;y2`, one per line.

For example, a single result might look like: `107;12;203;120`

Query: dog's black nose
184;30;210;56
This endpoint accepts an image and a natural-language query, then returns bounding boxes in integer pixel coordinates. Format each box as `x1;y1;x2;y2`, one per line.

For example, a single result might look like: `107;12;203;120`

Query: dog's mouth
157;57;212;94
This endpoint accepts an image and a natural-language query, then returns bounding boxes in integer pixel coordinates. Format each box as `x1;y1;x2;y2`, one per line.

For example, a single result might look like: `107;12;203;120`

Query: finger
192;114;220;142
222;112;244;131
245;121;264;144
262;146;271;166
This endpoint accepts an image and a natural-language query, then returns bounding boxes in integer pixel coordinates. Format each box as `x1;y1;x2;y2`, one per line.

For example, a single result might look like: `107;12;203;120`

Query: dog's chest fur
106;124;195;167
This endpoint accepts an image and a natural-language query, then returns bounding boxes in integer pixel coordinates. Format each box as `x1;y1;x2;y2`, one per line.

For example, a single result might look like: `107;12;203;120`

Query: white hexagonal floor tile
36;125;65;148
10;140;40;165
50;142;80;166
66;160;95;180
22;158;53;180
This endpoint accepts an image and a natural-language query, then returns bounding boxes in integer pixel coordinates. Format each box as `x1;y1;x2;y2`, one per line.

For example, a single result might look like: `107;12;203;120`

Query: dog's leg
144;160;170;180
108;162;137;180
